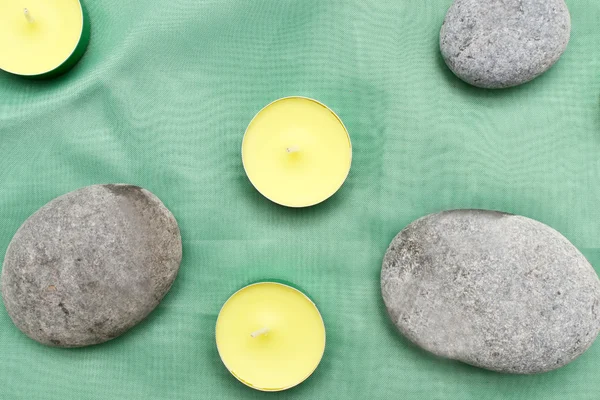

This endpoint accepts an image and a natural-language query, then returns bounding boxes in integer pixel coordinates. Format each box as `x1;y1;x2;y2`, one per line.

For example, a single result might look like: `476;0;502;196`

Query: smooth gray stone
440;0;571;88
1;184;182;347
382;210;600;374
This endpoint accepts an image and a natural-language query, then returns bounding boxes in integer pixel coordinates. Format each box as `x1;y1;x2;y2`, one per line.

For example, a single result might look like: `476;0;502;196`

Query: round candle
242;97;352;207
0;0;90;78
216;281;326;391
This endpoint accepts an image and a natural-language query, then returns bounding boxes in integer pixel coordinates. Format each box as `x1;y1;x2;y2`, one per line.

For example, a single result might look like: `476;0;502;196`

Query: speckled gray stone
382;210;600;374
1;184;182;347
440;0;571;88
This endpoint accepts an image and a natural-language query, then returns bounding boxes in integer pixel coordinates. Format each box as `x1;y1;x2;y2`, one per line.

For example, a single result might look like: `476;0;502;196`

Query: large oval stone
381;210;600;374
440;0;571;88
1;184;182;347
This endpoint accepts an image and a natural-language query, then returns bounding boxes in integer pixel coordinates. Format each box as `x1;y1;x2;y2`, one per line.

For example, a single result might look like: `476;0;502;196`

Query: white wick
250;327;269;338
24;8;35;23
286;146;300;154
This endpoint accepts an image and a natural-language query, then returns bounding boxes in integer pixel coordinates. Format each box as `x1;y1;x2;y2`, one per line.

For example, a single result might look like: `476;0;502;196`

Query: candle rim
241;96;353;208
215;279;327;392
0;0;89;77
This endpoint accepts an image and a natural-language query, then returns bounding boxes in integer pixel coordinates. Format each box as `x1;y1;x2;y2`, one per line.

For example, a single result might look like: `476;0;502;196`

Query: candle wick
24;8;35;23
250;327;269;338
286;146;300;154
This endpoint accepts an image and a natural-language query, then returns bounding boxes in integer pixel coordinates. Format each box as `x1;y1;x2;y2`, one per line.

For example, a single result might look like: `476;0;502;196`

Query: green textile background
1;0;599;398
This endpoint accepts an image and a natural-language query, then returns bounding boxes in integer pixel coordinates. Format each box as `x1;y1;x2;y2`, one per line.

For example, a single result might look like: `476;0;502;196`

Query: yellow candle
242;97;352;207
0;0;90;78
216;281;326;391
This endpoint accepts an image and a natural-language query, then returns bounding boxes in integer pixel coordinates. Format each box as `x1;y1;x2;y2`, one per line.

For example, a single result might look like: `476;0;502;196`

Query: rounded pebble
440;0;571;88
1;184;182;347
382;210;600;374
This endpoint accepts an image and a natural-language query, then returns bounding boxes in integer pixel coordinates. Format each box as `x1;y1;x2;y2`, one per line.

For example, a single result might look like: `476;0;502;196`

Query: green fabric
0;0;599;398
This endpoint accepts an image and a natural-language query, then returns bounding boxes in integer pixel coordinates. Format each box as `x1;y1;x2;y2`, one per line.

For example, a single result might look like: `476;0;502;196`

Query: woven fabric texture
0;0;599;399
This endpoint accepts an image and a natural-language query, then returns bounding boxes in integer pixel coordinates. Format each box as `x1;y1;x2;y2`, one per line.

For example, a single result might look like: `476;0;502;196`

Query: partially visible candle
0;0;91;78
216;281;326;391
242;97;352;208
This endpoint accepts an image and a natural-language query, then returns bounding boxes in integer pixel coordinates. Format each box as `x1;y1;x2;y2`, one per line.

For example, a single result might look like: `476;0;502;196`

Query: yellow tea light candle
242;97;352;207
0;0;90;78
216;281;326;391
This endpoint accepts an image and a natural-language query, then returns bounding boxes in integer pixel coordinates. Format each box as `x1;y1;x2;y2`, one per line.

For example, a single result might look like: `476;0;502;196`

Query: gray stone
440;0;571;88
381;210;600;374
1;184;182;347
